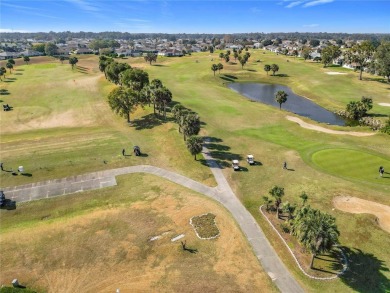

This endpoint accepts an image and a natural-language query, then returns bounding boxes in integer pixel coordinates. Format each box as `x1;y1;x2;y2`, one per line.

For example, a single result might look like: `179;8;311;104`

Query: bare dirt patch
9;109;96;133
286;116;375;137
333;196;390;233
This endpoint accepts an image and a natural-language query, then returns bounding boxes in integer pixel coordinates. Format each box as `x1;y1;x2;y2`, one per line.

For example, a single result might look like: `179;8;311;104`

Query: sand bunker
333;196;390;233
286;116;375;137
325;72;347;75
378;103;390;107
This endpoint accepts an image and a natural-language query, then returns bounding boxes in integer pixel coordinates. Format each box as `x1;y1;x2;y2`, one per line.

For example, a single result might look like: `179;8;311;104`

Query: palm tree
264;64;271;75
262;196;273;212
172;104;186;132
6;62;13;73
224;54;230;63
270;64;279;76
182;113;201;141
147;79;163;114
23;56;30;64
275;90;288;110
186;136;203;160
153;86;172;119
282;202;296;220
269;186;284;219
211;64;218;76
219;52;224;60
217;63;223;74
292;208;339;269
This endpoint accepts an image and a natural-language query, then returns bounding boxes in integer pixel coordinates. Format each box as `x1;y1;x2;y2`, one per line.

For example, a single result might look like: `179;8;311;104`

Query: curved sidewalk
2;151;304;293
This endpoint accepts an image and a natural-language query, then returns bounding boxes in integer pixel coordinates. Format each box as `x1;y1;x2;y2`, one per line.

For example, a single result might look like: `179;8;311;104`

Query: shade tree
144;52;157;65
107;87;139;123
69;56;78;69
345;40;375;80
270;64;279;76
211;64;218;76
264;64;271;75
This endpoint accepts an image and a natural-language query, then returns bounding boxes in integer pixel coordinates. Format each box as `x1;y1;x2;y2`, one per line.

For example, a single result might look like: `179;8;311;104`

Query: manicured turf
1;51;389;293
312;149;390;184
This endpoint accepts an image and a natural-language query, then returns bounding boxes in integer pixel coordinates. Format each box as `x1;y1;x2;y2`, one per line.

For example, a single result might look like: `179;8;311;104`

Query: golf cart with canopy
247;155;255;165
232;160;240;171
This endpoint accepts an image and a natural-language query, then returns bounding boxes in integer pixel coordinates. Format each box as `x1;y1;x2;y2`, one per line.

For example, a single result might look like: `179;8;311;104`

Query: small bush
280;222;291;234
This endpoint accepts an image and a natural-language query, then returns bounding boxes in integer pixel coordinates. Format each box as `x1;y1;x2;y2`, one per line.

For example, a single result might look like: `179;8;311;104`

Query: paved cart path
2;141;303;293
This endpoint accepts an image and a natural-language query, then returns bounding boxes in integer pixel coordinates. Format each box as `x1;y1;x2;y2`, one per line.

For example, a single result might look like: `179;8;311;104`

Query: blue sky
1;0;389;34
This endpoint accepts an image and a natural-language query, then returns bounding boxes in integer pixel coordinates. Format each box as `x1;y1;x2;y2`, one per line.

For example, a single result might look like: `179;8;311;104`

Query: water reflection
228;83;346;126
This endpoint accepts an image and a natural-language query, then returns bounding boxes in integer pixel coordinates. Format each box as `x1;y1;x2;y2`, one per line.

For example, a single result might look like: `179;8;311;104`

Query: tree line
100;56;203;158
2;32;389;42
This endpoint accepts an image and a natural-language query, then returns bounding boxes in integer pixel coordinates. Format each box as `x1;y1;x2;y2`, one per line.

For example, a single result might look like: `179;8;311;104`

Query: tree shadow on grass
132;113;165;130
0;89;10;95
153;64;168;67
335;247;390;293
15;69;24;71
14;73;23;75
203;136;243;169
247;69;257;72
224;74;237;80
220;76;235;82
275;73;289;77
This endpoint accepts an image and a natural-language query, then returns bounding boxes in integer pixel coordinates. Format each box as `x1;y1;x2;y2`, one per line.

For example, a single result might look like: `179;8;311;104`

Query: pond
228;83;346;126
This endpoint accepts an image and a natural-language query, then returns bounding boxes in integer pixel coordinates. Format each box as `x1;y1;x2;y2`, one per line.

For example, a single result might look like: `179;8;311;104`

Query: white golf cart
247;155;255;165
232;160;240;171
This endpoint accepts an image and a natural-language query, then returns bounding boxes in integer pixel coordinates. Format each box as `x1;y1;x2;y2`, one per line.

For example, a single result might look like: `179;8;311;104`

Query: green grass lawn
1;51;390;292
312;148;390;184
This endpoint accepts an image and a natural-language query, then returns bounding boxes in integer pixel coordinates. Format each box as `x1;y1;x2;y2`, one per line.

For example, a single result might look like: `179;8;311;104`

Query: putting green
311;149;390;184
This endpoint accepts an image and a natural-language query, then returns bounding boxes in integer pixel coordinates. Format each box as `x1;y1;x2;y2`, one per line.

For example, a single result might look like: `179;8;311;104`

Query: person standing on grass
379;166;384;177
0;162;3;171
283;161;287;170
122;149;126;156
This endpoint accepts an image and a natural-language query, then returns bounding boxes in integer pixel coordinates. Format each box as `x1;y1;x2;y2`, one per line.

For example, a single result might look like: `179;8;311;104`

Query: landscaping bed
260;206;345;278
190;213;220;239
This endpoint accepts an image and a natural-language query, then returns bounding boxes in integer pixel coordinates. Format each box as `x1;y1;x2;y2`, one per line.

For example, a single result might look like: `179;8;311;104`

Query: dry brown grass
0;174;275;293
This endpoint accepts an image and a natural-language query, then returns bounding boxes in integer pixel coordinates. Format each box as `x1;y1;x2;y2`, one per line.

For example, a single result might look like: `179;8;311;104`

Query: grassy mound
312;149;390;184
190;213;220;239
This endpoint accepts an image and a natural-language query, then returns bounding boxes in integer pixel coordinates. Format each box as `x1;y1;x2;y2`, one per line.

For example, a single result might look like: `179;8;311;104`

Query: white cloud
282;0;334;8
303;24;319;27
303;0;334;7
124;18;150;23
286;1;304;8
65;0;100;12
